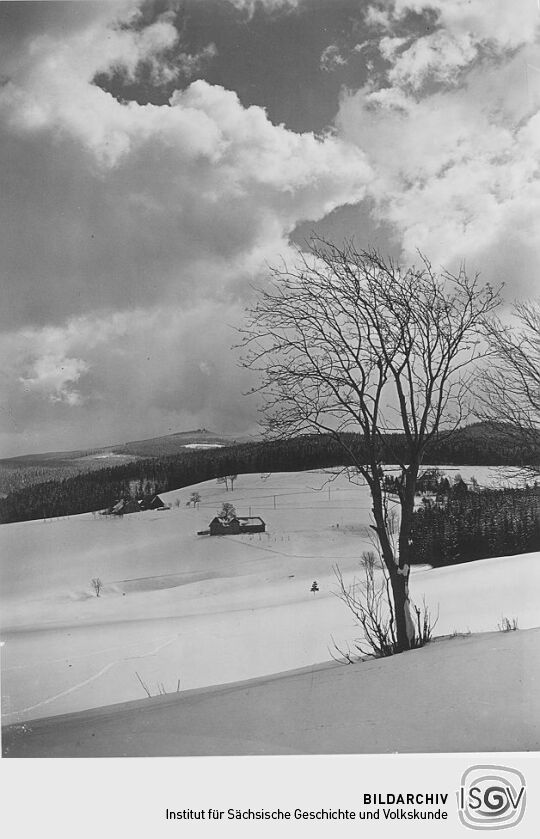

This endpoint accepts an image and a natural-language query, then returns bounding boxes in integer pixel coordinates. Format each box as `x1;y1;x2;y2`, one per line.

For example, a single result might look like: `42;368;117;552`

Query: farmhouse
107;495;167;515
109;498;140;515
199;515;266;536
140;495;167;511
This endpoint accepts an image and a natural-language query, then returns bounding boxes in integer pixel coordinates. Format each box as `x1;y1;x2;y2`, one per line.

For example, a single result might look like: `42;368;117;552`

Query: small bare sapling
498;616;519;632
91;577;103;597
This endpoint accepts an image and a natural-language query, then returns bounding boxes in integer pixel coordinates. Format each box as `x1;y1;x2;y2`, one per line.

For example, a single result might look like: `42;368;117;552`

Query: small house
149;495;166;509
202;515;266;536
107;495;167;515
123;498;141;514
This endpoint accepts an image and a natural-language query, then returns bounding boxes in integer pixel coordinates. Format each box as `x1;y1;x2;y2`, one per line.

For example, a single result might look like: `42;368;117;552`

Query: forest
411;482;540;567
0;423;535;525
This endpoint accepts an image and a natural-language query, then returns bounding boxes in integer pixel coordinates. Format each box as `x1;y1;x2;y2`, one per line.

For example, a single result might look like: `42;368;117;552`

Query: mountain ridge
0;428;253;496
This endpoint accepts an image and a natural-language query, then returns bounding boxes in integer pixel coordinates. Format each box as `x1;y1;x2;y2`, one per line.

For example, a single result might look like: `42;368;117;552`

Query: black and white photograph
1;0;540;778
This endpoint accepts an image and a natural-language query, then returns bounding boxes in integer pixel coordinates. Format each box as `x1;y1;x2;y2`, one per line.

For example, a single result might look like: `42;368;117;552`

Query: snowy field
1;467;539;731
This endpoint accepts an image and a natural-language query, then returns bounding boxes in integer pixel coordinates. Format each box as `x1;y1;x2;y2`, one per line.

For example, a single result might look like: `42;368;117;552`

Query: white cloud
10;0;540;454
379;35;409;61
365;6;392;30
20;354;89;406
387;29;478;90
0;2;372;349
338;62;540;273
174;42;218;83
392;0;539;51
336;0;540;293
1;301;261;452
0;9;208;167
367;1;539;95
227;0;299;14
0;4;370;194
13;314;132;407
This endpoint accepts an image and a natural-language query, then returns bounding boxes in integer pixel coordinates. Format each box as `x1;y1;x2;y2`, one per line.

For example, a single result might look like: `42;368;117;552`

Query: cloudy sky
2;0;540;455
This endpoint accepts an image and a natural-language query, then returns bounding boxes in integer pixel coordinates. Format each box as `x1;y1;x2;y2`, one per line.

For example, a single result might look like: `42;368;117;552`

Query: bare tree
240;238;498;653
91;577;103;597
478;300;540;476
189;491;202;507
217;475;238;491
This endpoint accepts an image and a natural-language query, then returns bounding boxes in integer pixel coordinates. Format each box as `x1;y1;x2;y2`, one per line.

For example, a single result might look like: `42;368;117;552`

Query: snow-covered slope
1;469;538;726
4;628;540;757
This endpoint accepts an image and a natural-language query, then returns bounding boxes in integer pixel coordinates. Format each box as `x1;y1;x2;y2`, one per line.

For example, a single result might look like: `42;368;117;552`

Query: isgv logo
458;765;526;830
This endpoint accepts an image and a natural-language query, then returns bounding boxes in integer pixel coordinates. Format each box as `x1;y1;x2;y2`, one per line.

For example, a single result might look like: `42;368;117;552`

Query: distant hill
0;429;249;496
428;421;539;467
112;428;245;457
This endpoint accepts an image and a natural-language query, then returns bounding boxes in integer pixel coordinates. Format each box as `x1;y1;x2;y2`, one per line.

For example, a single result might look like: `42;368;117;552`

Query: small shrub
412;597;439;647
450;628;471;638
333;553;438;660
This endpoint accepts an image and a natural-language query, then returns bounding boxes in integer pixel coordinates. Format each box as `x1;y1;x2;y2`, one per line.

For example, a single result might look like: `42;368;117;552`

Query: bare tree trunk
388;567;415;651
369;465;418;652
369;474;414;651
